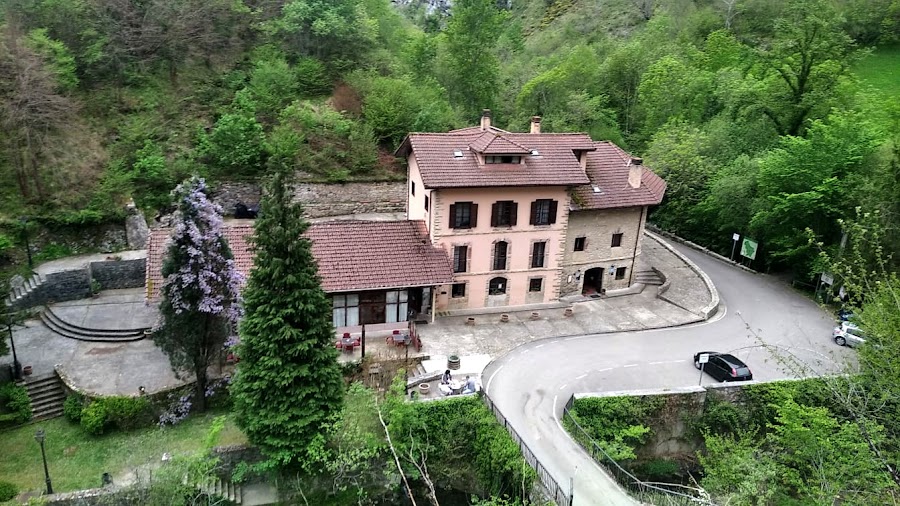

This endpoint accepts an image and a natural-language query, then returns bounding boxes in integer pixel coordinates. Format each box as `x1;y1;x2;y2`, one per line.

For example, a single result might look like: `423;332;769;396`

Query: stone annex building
147;111;666;330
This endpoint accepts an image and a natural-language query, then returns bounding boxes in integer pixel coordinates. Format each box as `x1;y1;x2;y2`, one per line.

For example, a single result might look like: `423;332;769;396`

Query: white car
833;321;866;347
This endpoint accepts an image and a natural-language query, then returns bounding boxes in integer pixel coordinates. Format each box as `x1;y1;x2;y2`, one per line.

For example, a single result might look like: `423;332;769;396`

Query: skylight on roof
530;149;540;156
592;185;601;193
453;150;463;158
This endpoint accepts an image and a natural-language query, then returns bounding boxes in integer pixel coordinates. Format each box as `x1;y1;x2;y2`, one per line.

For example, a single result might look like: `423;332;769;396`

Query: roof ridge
491;132;530;152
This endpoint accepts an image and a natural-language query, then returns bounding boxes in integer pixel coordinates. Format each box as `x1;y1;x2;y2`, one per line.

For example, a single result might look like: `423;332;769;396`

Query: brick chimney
530;116;542;134
628;157;643;188
480;109;492;131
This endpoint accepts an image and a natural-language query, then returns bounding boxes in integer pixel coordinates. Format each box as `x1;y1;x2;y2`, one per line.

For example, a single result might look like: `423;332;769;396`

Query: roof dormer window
485;155;522;164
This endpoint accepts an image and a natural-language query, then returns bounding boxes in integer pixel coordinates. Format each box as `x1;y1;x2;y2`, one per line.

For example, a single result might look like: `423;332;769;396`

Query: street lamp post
20;217;32;270
6;311;21;380
34;429;53;495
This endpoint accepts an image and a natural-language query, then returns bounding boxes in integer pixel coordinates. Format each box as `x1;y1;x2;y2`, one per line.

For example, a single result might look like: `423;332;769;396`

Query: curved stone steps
40;307;148;342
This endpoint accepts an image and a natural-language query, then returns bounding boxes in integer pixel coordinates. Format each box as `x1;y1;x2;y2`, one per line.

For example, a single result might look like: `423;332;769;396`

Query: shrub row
64;393;152;435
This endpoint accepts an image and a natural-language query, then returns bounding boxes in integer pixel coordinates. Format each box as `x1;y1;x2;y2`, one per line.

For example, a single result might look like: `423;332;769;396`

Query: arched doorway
582;267;603;296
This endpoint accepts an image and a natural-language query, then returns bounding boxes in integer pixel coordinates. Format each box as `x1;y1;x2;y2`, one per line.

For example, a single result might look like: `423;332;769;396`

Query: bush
0;382;32;426
0;233;13;257
80;395;152;434
634;458;680;481
0;480;18;501
63;393;85;422
80;400;109;435
102;395;152;430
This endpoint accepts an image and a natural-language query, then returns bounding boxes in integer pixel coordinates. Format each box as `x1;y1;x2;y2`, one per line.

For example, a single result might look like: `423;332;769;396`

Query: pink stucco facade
407;159;570;310
400;115;666;313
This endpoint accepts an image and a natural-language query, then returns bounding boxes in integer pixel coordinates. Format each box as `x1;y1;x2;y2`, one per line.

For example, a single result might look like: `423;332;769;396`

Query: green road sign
741;238;758;260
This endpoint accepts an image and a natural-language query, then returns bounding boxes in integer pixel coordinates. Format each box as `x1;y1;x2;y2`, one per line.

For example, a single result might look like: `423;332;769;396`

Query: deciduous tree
0;23;76;204
231;170;344;467
154;177;243;413
441;0;505;119
739;0;856;137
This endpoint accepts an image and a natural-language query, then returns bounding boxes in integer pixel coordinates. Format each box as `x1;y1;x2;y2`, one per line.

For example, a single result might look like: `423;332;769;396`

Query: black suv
694;351;753;382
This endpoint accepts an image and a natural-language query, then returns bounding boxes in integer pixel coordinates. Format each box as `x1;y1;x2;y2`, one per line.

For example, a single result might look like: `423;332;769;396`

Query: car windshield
735;367;751;376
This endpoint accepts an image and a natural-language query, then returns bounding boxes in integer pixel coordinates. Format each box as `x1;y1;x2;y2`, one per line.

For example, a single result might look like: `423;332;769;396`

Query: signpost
698;353;709;385
730;233;740;261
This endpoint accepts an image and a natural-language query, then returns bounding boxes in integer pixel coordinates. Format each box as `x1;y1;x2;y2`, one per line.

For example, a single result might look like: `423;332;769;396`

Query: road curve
483;242;851;506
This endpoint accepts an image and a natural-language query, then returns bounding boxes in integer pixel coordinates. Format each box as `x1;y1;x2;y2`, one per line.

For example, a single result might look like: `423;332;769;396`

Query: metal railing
482;393;573;506
562;395;715;506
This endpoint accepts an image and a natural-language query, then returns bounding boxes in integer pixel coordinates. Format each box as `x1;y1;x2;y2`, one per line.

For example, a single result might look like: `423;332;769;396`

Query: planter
418;383;431;396
499;314;509;323
530;311;540;320
447;355;461;370
143;329;153;339
564;307;574;317
465;317;476;325
23;365;33;376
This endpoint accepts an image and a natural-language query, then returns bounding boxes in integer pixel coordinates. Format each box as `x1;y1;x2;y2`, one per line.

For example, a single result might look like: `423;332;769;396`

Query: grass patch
0;410;245;494
853;44;900;97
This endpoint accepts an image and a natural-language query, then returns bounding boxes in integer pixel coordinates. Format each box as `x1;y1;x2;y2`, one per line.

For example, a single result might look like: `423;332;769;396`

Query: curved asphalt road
483;243;854;506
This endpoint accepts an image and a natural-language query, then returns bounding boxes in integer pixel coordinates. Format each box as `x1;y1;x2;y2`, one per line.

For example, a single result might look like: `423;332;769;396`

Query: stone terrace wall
90;258;146;290
574;382;752;460
211;181;407;219
9;259;147;310
9;269;92;310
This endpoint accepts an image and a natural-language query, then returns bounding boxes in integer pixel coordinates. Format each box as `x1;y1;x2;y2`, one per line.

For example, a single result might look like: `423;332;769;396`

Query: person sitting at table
441;369;452;385
462;376;477;394
438;383;452;396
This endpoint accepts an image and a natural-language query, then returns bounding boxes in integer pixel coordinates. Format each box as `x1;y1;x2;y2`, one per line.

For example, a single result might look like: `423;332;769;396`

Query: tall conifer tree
231;170;344;466
155;177;243;412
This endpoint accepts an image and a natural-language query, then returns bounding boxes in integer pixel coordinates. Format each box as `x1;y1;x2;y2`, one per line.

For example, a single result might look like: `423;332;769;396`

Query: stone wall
560;207;646;296
35;223;128;255
10;269;92;310
8;259;146;310
573;382;753;461
90;258;146;290
210;181;407;219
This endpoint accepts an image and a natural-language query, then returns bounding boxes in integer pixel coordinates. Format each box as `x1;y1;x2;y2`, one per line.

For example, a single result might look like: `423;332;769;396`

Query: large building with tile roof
147;111;665;326
396;111;666;310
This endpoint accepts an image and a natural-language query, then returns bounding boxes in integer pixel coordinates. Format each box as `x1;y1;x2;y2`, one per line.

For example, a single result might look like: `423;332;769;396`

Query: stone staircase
199;477;243;504
407;362;427;379
39;306;148;342
633;269;665;286
24;374;66;421
5;272;45;307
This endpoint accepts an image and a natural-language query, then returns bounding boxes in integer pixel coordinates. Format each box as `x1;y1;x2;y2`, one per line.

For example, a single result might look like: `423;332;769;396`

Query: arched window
493;241;509;270
489;277;507;295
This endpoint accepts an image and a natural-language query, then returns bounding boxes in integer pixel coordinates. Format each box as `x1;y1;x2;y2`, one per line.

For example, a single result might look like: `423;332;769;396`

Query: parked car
693;351;753;382
833;321;867;347
837;307;855;322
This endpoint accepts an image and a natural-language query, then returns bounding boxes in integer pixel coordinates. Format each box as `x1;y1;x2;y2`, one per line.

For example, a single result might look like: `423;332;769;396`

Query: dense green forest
0;0;898;278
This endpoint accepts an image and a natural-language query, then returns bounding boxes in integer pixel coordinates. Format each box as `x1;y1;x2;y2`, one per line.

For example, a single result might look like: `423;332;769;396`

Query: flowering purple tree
155;177;242;412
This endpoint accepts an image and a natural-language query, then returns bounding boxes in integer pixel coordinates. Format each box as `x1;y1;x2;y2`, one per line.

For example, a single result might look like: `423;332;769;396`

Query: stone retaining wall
573;382;752;460
90;258;146;290
8;258;146;310
210;181;407;218
9;269;92;310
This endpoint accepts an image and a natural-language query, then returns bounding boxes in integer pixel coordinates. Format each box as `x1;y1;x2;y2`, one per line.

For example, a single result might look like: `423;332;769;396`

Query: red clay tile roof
146;220;453;301
468;131;531;154
571;141;666;210
396;126;594;188
306;220;453;293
